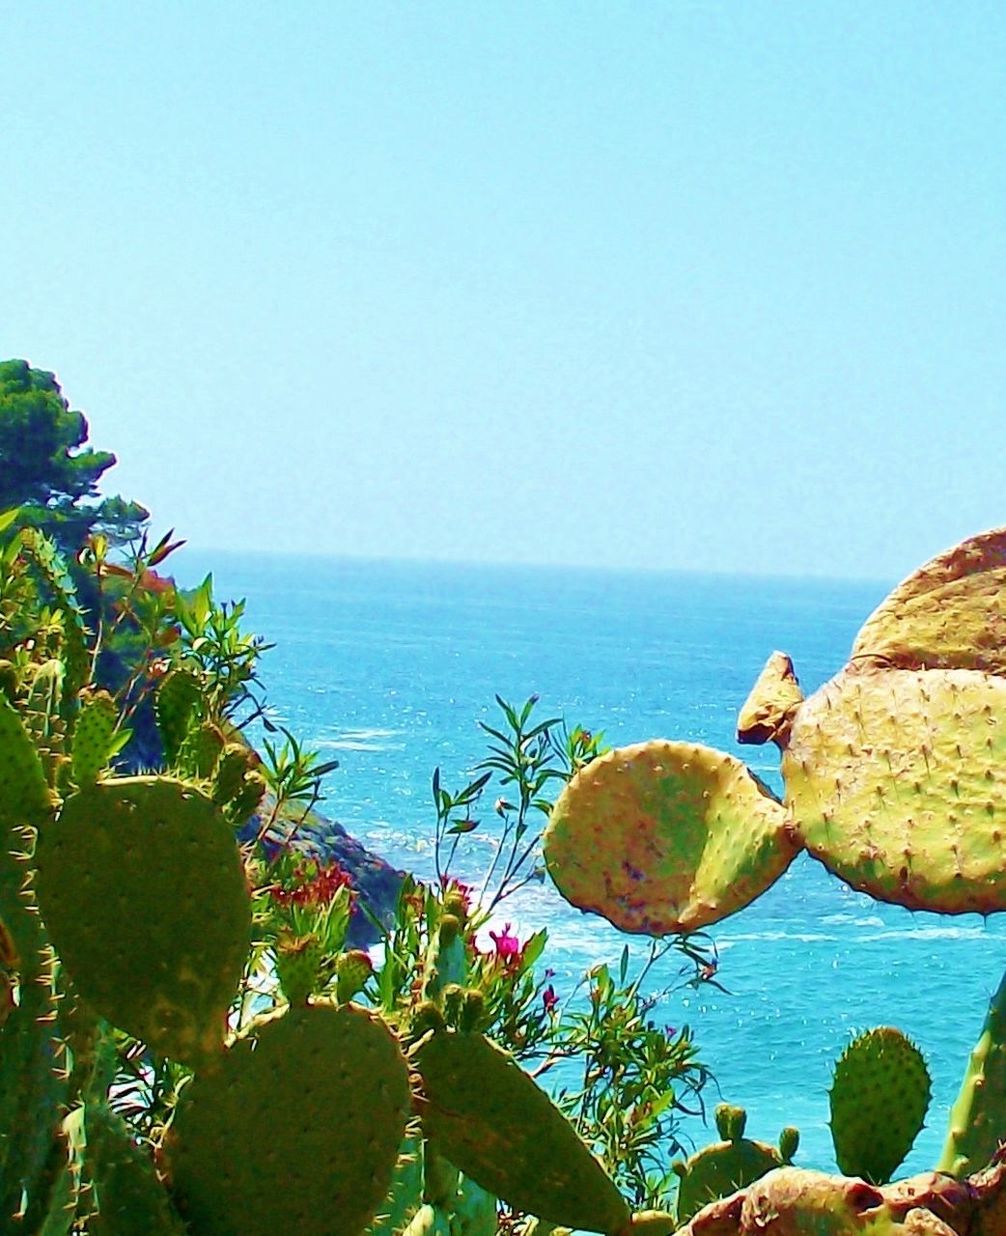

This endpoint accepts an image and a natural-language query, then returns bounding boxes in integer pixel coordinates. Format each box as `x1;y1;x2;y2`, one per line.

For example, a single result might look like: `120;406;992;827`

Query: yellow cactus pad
737;651;804;746
852;527;1006;673
784;667;1006;914
543;741;798;935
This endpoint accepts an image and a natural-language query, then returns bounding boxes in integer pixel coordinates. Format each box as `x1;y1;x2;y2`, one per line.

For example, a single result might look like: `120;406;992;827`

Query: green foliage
544;945;711;1210
0;360;147;550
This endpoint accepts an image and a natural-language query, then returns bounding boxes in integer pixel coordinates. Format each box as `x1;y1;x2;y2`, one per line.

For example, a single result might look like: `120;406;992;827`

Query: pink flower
488;923;524;967
542;984;558;1015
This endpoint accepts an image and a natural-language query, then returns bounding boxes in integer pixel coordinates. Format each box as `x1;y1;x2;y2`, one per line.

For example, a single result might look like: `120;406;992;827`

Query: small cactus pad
72;690;119;787
544;741;798;934
737;652;805;747
829;1028;931;1184
672;1104;788;1224
0;694;52;828
784;666;1006;913
34;777;251;1063
155;670;203;766
852;527;1006;674
416;1028;629;1233
169;1003;411;1236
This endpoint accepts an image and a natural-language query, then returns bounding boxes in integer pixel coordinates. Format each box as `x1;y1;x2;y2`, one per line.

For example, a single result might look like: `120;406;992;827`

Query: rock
240;809;405;948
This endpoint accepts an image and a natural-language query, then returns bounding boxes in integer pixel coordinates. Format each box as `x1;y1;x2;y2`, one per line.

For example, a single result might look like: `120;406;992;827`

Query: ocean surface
177;549;1006;1176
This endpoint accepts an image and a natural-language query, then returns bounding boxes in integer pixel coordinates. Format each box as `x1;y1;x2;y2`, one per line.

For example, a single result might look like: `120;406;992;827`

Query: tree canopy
0;359;147;548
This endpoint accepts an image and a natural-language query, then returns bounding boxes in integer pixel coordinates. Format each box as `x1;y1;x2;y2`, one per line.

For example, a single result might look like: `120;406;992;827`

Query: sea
176;549;1006;1177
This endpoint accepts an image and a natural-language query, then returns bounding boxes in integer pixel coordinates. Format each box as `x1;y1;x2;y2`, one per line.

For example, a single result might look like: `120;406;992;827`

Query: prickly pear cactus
33;776;251;1064
155;669;203;767
828;1028;930;1185
938;969;1006;1179
71;690;120;787
212;741;266;823
736;651;805;746
544;741;797;934
85;1101;186;1235
783;666;1006;914
168;1002;411;1236
416;1026;629;1233
422;911;469;1002
675;1164;982;1234
366;1134;424;1236
0;692;54;830
0;843;66;1227
672;1103;797;1224
851;526;1006;675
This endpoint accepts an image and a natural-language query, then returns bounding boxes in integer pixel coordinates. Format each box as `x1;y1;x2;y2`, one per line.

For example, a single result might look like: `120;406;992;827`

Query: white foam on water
314;727;405;752
855;924;990;943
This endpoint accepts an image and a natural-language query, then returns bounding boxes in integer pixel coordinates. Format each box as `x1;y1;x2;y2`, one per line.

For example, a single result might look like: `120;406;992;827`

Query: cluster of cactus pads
8;525;1006;1234
543;527;1006;1232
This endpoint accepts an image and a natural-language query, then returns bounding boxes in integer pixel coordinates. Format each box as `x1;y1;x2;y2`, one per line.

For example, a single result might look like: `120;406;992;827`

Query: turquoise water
177;550;1006;1174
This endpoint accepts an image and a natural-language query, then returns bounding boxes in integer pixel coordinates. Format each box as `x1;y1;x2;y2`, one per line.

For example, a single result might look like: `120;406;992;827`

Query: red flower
542;984;558;1015
439;875;473;913
270;859;354;908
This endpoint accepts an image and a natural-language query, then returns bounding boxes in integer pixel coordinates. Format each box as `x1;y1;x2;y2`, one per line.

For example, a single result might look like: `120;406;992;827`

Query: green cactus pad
169;1002;411;1236
415;1028;629;1233
852;527;1006;675
365;1134;423;1236
72;691;119;787
829;1028;930;1184
938;969;1006;1178
0;693;53;829
544;741;798;934
33;777;250;1063
155;670;203;766
784;666;1006;914
212;742;265;822
673;1104;787;1224
0;844;65;1224
86;1101;186;1235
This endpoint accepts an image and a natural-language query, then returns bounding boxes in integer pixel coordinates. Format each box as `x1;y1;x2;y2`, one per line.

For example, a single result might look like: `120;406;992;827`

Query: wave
314;728;405;752
854;925;991;943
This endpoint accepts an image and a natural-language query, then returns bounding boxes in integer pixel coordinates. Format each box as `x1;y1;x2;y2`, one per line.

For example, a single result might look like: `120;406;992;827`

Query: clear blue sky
5;3;1004;579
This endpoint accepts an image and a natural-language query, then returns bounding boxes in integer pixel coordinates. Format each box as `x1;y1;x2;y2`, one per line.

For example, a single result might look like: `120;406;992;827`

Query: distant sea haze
177;550;1006;1172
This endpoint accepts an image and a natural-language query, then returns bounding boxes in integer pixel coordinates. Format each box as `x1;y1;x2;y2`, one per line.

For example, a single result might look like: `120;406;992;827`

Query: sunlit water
176;549;1006;1174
